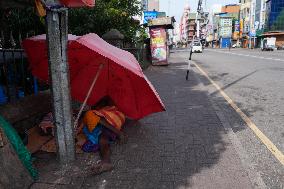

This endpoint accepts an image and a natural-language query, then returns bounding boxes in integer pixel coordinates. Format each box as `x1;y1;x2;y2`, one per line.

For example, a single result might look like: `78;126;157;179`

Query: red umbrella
22;33;165;120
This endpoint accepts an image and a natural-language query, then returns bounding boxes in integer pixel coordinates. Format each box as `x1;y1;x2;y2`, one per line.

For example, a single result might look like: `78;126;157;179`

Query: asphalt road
182;48;284;188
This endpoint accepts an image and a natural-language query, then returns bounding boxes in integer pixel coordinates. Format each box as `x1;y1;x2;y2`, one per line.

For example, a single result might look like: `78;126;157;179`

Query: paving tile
32;52;254;189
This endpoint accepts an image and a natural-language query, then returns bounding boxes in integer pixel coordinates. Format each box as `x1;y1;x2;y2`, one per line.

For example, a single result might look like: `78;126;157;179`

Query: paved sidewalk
30;52;254;189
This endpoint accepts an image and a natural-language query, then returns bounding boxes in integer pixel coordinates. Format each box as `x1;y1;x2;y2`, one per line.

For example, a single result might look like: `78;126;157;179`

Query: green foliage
1;0;144;46
68;0;144;42
0;8;45;35
0;8;45;47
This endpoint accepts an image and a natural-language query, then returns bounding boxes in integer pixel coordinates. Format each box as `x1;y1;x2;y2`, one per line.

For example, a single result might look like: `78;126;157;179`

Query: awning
261;32;284;36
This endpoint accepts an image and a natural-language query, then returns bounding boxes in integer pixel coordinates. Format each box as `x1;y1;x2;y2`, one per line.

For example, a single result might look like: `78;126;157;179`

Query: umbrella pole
74;64;104;129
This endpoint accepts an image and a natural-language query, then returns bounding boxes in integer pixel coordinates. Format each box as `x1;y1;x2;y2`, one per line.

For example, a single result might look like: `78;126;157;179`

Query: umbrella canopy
22;33;165;119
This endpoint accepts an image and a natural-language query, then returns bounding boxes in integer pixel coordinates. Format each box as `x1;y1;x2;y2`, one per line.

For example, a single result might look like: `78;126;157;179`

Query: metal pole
46;7;75;164
186;0;202;81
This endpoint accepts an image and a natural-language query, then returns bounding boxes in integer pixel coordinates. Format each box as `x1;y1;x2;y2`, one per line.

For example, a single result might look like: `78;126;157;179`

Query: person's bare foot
92;162;113;175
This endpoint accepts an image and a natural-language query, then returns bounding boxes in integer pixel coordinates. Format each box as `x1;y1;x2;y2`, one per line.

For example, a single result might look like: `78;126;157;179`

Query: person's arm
76;120;84;135
99;118;123;136
99;118;128;144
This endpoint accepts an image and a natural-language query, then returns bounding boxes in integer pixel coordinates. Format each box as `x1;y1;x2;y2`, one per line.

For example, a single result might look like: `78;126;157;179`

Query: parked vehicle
192;41;203;53
261;37;276;51
277;45;284;50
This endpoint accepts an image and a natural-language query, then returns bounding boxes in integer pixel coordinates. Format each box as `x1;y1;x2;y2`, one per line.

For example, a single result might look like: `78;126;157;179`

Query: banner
150;28;168;65
143;11;157;24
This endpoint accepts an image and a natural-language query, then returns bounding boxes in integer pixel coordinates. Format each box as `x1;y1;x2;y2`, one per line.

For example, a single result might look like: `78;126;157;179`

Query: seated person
77;97;127;174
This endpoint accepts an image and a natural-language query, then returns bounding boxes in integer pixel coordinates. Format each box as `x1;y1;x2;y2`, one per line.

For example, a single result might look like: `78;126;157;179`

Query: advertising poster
150;28;168;65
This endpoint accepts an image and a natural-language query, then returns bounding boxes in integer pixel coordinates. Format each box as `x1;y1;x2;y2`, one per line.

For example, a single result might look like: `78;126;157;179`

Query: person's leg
92;132;113;174
99;132;111;163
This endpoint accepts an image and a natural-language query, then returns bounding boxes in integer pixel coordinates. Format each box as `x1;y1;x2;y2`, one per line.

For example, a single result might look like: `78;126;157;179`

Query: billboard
150;28;168;65
143;11;157;24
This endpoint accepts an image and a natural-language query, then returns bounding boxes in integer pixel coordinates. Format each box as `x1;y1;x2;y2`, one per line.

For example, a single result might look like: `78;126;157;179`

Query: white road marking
206;49;284;62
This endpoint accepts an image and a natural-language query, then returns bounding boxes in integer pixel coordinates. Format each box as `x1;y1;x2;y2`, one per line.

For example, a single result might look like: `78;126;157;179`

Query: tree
68;0;143;42
0;8;45;48
0;0;143;48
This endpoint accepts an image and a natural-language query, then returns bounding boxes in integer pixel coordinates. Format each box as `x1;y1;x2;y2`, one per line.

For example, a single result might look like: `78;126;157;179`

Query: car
192;41;203;53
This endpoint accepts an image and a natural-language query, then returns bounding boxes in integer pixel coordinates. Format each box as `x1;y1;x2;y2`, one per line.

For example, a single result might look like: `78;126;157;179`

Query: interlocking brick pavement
30;51;254;189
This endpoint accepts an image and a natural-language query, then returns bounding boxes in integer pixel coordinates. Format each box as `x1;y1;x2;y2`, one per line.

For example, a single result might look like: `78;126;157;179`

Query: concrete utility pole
46;0;75;163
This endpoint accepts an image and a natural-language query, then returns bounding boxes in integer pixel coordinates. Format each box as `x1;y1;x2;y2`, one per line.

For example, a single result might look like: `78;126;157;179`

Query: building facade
148;0;159;11
221;4;240;19
265;0;284;32
179;5;191;44
142;0;148;11
239;0;252;48
263;0;284;47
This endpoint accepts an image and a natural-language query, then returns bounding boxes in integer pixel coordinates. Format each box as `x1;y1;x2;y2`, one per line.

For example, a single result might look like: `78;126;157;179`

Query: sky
159;0;239;22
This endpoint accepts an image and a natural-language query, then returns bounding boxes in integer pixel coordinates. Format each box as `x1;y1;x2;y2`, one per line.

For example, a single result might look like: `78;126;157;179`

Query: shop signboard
220;18;232;27
234;20;239;32
219;27;232;37
157;12;166;18
240;19;243;36
150;28;168;65
250;29;256;37
143;11;157;24
244;21;250;33
254;21;259;30
148;17;173;27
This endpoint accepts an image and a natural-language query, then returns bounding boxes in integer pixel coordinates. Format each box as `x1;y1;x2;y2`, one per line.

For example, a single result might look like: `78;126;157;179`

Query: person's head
93;96;114;109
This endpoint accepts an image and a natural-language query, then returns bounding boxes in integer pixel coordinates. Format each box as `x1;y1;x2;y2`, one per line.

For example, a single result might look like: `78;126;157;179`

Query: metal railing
122;47;151;69
0;47;149;105
0;49;48;105
123;47;144;62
